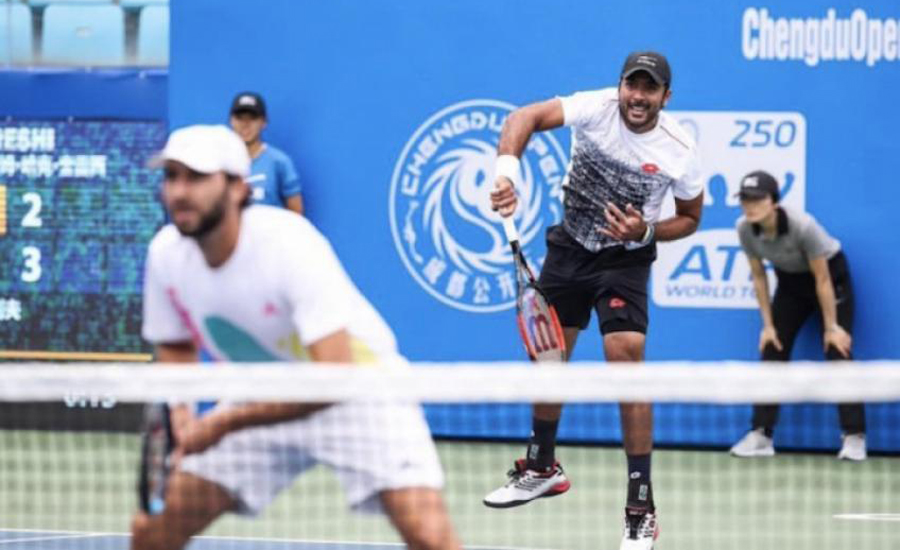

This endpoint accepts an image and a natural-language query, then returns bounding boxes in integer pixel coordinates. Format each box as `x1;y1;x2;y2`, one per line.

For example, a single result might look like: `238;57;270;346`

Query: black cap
230;92;267;118
736;170;780;202
621;51;672;87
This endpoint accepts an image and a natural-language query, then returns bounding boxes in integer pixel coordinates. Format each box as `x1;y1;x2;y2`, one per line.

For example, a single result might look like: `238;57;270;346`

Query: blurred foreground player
130;125;461;550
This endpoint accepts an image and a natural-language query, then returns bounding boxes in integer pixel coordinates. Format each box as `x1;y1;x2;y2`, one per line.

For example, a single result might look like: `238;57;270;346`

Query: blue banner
162;1;900;451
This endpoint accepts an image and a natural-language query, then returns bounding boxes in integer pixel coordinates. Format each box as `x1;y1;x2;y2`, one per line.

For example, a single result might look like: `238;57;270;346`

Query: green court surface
1;432;898;549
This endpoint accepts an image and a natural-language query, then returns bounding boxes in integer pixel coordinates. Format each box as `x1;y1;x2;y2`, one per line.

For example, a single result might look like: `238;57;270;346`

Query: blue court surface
0;530;410;550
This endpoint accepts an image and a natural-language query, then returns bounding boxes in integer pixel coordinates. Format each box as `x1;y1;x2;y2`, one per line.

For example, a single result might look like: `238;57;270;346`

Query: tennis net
1;361;898;550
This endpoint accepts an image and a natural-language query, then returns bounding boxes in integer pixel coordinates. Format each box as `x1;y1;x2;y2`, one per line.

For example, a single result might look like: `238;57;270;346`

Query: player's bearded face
163;163;233;238
618;73;670;133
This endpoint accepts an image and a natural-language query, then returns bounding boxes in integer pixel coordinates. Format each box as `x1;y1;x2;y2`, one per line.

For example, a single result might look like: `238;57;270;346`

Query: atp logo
389;100;567;313
652;111;806;309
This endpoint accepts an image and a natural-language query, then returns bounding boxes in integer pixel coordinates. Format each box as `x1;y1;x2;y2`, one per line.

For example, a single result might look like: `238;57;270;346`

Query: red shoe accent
547;479;571;495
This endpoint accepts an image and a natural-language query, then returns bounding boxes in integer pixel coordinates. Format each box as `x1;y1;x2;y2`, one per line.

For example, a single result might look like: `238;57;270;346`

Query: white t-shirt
558;87;703;252
142;206;399;363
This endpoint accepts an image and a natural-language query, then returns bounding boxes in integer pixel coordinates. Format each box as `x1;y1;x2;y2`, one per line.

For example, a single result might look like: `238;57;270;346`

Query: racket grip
502;215;519;243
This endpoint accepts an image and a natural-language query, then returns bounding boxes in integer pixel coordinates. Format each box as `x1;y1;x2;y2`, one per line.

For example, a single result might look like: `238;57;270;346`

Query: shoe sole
838;454;867;461
730;449;775;458
482;480;571;509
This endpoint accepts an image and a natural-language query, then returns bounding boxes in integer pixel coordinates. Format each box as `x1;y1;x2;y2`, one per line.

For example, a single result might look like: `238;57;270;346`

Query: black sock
525;418;559;471
626;453;653;509
754;426;774;438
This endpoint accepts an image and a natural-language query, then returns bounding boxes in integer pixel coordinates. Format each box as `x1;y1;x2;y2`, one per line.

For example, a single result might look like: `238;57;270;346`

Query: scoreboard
0;120;167;361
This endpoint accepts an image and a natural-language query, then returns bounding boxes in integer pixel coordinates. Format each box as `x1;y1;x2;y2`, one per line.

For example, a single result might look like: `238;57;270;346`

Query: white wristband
495;154;521;187
639;223;655;245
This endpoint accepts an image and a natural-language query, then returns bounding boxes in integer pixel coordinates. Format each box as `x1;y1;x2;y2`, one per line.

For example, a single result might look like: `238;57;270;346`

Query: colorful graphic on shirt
204;315;279;362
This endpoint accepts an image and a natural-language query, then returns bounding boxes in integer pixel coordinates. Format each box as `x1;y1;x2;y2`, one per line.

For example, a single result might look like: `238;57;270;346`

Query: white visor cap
149;124;250;178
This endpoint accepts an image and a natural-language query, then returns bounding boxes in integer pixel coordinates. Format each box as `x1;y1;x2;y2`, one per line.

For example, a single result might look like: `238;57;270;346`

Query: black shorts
537;225;653;334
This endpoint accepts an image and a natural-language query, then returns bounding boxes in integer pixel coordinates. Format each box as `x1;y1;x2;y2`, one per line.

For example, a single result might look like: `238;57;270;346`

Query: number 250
730;120;796;148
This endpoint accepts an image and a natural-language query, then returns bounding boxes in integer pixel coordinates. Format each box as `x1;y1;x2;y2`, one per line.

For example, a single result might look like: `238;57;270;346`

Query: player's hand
490;176;518;218
759;326;783;354
824;325;852;358
173;413;231;459
600;203;646;241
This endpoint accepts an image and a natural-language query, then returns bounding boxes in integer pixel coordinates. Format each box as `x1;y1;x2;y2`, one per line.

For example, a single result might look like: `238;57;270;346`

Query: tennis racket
502;216;566;362
137;402;175;515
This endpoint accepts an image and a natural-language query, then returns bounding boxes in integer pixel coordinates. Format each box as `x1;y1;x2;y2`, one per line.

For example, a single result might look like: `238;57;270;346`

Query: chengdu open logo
389;100;566;313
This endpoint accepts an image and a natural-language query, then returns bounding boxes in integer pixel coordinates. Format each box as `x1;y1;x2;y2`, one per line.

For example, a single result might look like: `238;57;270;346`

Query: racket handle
502;215;519;244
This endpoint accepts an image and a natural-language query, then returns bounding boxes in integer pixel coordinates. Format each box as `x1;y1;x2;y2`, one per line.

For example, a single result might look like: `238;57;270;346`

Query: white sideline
833;513;900;522
0;528;556;550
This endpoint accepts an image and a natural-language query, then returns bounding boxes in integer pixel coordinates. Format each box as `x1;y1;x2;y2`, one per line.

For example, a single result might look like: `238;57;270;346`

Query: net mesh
1;361;898;550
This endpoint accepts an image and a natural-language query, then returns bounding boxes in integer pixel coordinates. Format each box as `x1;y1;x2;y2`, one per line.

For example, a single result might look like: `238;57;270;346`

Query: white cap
149;125;251;177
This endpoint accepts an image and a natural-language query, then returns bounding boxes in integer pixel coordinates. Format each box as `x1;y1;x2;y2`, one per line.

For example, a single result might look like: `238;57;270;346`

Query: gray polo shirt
737;207;841;274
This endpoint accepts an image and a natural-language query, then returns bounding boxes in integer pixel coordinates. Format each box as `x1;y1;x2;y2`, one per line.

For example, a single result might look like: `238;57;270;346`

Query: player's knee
130;513;157;550
130;513;191;550
604;335;644;362
400;518;454;550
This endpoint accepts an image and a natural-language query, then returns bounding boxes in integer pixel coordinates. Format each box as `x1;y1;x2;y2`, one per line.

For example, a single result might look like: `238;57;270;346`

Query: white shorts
179;402;444;515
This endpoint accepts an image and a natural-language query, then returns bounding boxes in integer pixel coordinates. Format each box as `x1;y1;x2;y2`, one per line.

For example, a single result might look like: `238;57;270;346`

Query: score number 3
21;192;43;283
21;246;41;283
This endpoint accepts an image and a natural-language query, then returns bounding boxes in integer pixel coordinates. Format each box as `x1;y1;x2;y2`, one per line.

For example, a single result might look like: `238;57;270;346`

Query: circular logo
389;99;567;313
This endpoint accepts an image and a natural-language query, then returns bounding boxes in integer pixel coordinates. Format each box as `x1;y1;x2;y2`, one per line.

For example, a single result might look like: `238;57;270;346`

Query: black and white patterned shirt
558;88;703;252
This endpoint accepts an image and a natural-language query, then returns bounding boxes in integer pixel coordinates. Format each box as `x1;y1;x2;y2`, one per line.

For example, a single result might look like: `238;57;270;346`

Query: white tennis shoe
730;428;775;457
482;459;570;508
838;433;867;461
620;507;658;550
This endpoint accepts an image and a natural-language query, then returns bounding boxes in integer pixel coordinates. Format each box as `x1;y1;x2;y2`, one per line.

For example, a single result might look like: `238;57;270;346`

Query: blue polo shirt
246;144;301;207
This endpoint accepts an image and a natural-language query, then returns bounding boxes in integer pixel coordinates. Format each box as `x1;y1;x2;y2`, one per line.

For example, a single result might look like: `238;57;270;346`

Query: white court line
0;529;557;550
192;533;558;550
0;530;82;535
0;533;104;545
833;513;900;522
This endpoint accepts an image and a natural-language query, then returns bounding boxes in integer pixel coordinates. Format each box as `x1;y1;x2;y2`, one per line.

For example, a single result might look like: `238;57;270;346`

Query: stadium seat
136;5;168;66
120;0;168;8
41;4;125;66
0;3;33;65
28;0;113;7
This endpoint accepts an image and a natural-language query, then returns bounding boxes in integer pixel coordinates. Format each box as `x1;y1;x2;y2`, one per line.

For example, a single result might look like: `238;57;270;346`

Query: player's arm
491;99;565;217
280;155;304;215
654;193;703;241
285;194;304;216
808;255;851;357
602;193;703;244
154;341;198;362
498;99;565;157
175;331;349;456
152;341;201;445
747;256;782;353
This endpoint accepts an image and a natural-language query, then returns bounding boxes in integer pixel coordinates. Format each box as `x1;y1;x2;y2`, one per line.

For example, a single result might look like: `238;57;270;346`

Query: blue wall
168;1;900;362
170;1;897;451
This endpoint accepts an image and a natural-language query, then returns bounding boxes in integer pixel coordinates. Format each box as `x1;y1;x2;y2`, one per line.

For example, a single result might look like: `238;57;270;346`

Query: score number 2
21;192;43;283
